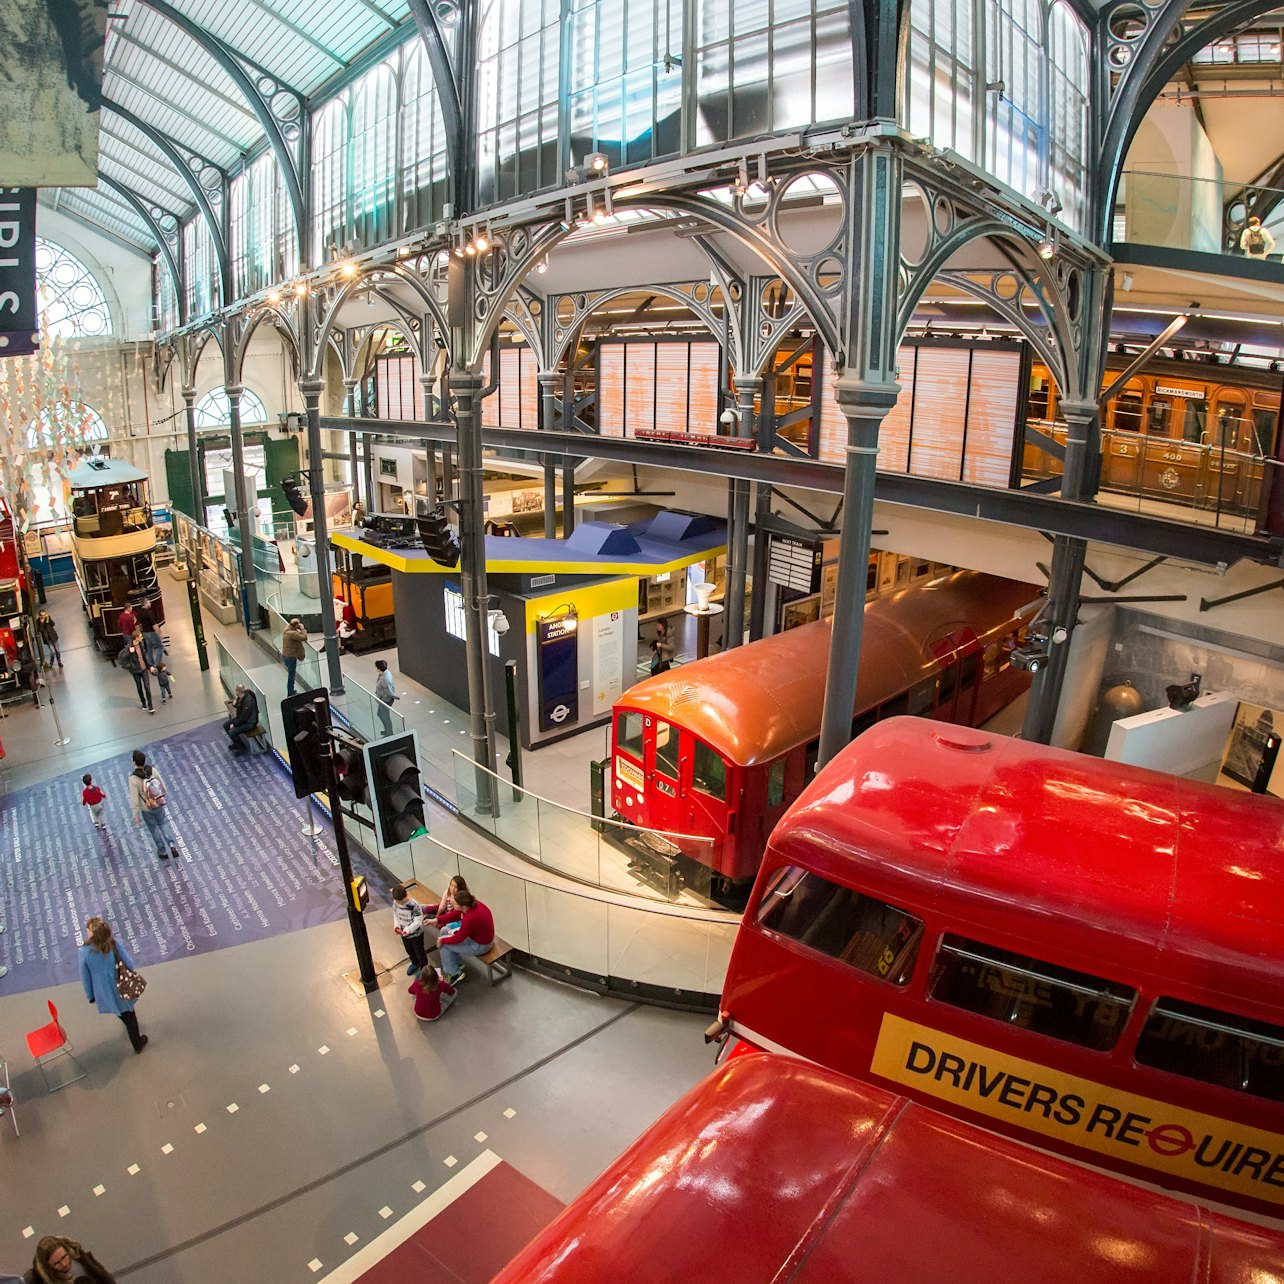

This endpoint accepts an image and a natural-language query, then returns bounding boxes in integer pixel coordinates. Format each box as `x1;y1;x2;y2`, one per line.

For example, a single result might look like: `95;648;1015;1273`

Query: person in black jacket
35;609;61;669
24;1233;115;1282
222;685;259;755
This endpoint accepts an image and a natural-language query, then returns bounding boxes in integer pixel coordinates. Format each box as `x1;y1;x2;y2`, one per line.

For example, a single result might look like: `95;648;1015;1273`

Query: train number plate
655;779;676;797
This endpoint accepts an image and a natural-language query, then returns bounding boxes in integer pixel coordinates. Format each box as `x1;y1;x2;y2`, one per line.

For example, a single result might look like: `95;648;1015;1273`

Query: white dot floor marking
161;1144;174;1155
258;1083;271;1094
127;1165;140;1176
374;1009;385;1018
346;1027;358;1037
503;1108;517;1119
194;1123;207;1134
227;1103;239;1114
22;1228;34;1239
344;1233;359;1246
411;1180;426;1193
474;1131;488;1143
307;1259;322;1273
93;1185;105;1197
289;1064;300;1074
318;1045;330;1055
378;1206;393;1220
443;1155;457;1168
58;1206;70;1218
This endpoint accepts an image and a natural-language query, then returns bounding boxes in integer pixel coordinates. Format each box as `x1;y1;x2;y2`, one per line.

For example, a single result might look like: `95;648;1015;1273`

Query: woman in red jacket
437;888;494;984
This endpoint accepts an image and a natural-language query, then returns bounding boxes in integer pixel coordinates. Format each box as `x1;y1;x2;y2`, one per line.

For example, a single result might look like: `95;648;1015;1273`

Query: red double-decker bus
494;1055;1284;1281
708;718;1284;1219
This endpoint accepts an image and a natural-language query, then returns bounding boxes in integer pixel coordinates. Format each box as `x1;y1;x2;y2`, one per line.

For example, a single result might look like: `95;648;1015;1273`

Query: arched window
400;42;450;231
351;61;397;247
25;400;109;450
194;387;269;428
1047;1;1089;230
34;240;112;338
312;98;350;263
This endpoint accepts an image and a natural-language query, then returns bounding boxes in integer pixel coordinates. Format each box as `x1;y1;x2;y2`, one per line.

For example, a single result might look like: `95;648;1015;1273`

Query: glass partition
211;636;272;749
449;749;718;907
1117;170;1284;258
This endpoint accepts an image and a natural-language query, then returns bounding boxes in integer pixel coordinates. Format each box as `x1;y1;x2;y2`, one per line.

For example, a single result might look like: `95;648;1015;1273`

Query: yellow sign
870;1013;1284;1206
615;756;644;793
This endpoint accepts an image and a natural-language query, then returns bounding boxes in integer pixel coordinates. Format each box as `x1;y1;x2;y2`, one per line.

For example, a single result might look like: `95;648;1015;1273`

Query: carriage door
929;628;982;724
644;716;685;838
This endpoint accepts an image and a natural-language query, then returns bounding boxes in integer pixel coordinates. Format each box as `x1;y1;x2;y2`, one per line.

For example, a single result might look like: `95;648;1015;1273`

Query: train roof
769;717;1284;1017
493;1055;1283;1283
618;571;1036;767
68;457;148;488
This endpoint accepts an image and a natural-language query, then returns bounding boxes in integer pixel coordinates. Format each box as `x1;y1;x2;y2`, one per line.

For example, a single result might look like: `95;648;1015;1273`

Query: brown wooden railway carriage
609;570;1034;886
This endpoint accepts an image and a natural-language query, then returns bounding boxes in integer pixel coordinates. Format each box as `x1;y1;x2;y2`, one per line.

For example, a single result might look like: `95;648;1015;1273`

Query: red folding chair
25;1000;87;1093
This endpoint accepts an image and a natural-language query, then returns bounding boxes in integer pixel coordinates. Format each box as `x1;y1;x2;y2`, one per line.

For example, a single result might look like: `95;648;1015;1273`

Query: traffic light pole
323;741;379;994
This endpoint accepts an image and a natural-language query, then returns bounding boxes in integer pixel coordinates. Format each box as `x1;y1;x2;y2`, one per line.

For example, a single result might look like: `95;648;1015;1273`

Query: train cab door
644;716;686;837
929;628;982;724
683;735;730;852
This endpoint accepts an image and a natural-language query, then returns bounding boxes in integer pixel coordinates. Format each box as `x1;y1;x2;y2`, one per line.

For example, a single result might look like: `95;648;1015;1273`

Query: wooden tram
1026;356;1283;523
68;457;165;651
712;718;1284;1219
494;1054;1284;1282
607;570;1034;888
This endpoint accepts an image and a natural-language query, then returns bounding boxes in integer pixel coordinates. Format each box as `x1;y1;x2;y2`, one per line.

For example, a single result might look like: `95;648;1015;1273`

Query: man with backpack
1240;215;1276;260
128;749;180;861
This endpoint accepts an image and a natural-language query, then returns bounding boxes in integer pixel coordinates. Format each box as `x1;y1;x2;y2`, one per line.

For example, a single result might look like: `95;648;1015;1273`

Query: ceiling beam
97;173;183;312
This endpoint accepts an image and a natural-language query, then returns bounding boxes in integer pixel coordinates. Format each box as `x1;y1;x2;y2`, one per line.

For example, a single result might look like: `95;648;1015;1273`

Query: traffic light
416;505;460;568
334;734;369;807
281;690;330;799
281;475;309;517
363;731;428;852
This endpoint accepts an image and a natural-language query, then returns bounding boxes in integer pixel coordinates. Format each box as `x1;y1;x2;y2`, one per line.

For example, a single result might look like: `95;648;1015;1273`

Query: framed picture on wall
1216;702;1284;797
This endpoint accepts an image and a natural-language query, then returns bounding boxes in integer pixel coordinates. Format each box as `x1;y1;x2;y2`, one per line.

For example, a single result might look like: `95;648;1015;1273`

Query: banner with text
0;189;39;358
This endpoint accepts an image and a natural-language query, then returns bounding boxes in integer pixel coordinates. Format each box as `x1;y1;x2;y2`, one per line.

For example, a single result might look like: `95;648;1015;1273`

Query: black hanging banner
0;189;39;359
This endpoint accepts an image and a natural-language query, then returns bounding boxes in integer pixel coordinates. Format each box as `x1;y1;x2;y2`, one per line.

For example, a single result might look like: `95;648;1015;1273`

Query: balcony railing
1117;169;1283;258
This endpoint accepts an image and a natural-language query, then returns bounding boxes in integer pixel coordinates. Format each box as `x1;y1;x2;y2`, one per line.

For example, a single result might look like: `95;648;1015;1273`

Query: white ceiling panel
100;123;194;202
51;189;158;253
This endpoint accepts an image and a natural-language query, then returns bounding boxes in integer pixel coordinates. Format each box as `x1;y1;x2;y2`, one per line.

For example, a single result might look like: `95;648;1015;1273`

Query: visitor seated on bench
222;684;260;756
437;888;494;985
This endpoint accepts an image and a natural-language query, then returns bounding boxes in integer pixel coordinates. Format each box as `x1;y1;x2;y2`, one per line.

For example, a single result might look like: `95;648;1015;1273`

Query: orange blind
655;345;690;433
622;345;657;436
908;347;970;479
962;348;1021;486
599;347;626;435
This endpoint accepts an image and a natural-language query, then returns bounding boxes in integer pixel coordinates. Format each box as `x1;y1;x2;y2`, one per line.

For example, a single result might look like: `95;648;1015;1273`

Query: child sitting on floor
409;965;456;1022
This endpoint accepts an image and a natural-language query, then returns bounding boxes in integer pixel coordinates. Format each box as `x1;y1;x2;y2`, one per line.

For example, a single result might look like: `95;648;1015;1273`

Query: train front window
929;936;1136;1052
616;711;643;760
691;739;726;801
1135;998;1284;1103
654;719;680;778
756;867;923;986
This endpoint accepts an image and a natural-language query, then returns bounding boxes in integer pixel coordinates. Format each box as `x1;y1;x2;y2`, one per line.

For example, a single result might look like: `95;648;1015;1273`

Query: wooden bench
401;881;514;986
246;725;270;755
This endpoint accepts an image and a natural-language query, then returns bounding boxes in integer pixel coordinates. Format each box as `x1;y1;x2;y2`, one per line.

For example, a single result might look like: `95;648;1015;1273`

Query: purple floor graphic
0;722;391;996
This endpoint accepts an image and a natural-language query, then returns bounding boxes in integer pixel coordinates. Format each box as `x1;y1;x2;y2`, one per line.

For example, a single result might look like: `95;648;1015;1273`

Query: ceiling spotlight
474;229;489;252
266;289;281;306
536;257;548;274
585;152;609;173
1271;360;1281;372
293;280;309;296
338;260;357;278
1037;238;1055;260
464;240;476;256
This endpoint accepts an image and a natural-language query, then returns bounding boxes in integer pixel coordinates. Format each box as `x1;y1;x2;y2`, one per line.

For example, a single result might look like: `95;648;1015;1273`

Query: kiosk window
616;711;643;759
654;719;680;777
692;740;726;801
929;935;1136;1051
756;868;923;985
1135;998;1284;1103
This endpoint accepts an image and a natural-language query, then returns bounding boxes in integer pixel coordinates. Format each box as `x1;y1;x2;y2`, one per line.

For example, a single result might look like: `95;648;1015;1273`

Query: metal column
301;378;344;695
224;381;260;630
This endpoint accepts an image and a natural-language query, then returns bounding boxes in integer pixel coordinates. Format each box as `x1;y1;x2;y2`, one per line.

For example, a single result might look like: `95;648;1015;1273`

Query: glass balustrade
1117;170;1284;259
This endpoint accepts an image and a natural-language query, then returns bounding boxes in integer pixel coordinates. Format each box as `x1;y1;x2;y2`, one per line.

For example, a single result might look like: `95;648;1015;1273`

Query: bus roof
769;717;1284;1017
494;1055;1283;1282
619;571;1034;767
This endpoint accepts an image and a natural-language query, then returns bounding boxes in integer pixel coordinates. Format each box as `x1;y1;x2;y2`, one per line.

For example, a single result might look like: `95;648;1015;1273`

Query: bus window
655;719;680;778
757;868;923;985
929;935;1136;1052
766;760;785;808
692;739;727;801
1134;998;1284;1103
617;711;643;759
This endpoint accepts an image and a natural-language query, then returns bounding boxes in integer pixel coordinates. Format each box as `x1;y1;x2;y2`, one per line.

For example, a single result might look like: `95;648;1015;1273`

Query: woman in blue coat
79;919;148;1054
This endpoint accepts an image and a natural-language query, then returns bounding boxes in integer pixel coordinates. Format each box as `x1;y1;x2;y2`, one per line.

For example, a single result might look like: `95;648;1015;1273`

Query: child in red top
82;774;107;830
409;966;456;1022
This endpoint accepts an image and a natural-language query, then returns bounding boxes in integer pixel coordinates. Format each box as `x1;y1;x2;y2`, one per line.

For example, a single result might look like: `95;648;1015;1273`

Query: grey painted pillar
224;382;260;630
538;370;558;537
748;481;773;640
182;386;203;573
723;377;761;650
1021;397;1097;744
420;373;438;514
453;369;498;814
816;379;899;769
301;378;344;695
343;378;360;504
561;456;576;537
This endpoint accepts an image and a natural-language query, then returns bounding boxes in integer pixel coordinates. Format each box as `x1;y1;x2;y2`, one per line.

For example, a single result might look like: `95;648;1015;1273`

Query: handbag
112;942;147;1003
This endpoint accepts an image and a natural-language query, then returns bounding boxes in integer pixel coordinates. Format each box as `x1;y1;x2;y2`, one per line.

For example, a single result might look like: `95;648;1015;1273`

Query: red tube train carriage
712;718;1284;1219
494;1054;1284;1282
608;570;1035;887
